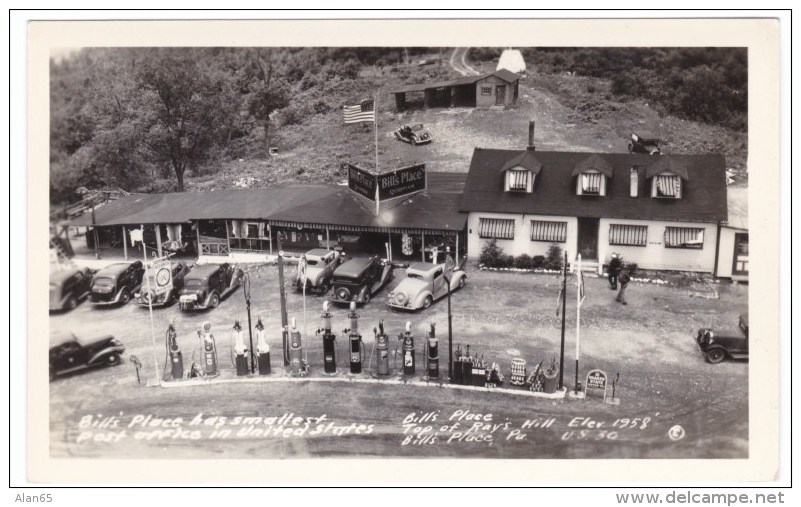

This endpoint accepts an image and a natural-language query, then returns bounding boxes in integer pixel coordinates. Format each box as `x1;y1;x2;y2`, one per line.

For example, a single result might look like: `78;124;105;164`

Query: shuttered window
664;227;704;249
530;220;567;243
479;218;515;240
609;224;648;247
654;175;682;198
581;173;603;194
508;170;529;191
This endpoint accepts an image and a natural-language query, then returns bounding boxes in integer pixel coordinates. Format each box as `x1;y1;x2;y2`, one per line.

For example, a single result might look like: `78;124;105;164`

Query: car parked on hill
695;314;749;364
89;261;145;306
49;330;125;381
178;263;244;311
627;131;662;155
331;256;394;305
50;267;94;312
393;124;432;145
294;249;343;294
134;261;188;307
387;262;467;311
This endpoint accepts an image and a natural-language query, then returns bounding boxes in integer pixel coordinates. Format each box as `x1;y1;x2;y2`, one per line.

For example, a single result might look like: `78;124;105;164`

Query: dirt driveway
49;265;748;459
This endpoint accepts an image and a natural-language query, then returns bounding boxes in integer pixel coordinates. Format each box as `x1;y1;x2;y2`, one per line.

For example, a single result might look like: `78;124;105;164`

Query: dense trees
471;47;748;132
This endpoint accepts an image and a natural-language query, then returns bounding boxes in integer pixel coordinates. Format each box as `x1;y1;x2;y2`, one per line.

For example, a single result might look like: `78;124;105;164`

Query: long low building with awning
66;171;469;264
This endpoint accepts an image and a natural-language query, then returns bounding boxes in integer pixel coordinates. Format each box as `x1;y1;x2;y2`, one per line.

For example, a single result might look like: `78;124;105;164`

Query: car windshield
306;259;319;266
412;125;424;131
93;277;113;286
407;273;423;280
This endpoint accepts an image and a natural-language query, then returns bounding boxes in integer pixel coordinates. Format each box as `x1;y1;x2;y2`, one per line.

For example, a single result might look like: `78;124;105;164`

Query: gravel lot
49;264;748;459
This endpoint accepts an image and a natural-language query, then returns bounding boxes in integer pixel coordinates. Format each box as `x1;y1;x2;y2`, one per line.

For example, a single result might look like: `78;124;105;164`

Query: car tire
705;348;726;364
105;353;121;366
458;277;466;289
320;281;330;294
411;138;417;146
65;295;78;311
362;290;371;304
422;295;433;310
209;293;220;309
119;288;130;305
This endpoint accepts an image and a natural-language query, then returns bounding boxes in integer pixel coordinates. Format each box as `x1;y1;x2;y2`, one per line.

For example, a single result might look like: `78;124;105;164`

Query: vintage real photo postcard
26;17;782;484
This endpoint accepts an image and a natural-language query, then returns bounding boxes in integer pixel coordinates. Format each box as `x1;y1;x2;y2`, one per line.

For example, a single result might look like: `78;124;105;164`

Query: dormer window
500;150;542;194
572;154;613;197
652;174;682;198
646;156;688;200
506;169;532;192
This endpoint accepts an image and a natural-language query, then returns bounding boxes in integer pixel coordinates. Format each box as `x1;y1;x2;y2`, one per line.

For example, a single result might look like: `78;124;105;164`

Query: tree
132;48;234;191
244;49;291;157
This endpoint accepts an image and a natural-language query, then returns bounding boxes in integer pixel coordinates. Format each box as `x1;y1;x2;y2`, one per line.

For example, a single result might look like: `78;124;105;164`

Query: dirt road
49;265;748;459
449;47;480;76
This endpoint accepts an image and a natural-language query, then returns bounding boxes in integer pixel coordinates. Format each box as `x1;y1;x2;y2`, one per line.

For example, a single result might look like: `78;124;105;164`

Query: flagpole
374;95;380;216
558;250;567;389
575;253;581;393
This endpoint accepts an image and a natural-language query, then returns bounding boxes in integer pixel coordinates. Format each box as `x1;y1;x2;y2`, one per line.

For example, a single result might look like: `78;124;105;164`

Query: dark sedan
49;330;126;381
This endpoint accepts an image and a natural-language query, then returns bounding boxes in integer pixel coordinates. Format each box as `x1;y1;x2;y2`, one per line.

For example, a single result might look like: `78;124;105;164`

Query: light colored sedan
387;262;467;311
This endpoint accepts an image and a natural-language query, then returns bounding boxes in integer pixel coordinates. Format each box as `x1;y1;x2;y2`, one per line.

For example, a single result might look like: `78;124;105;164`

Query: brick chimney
527;120;536;150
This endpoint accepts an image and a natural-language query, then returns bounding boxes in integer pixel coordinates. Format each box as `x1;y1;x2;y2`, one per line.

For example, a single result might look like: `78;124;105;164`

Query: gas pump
425;322;439;379
373;321;390;377
397;321;415;377
165;321;183;381
255;317;271;375
344;302;364;374
198;321;218;377
453;345;463;385
317;301;337;375
288;318;308;377
232;320;249;376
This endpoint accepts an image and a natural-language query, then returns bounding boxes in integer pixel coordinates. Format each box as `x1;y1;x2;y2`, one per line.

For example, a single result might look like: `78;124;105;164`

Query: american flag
343;99;375;124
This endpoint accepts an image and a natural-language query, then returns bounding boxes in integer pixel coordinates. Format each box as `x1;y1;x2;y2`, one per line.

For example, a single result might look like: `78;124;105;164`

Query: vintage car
294;249;343;293
50;267;93;312
387;262;467;311
134;261;188;307
627;131;662;155
331;256;394;305
695;313;749;364
49;330;125;381
178;263;244;311
393;124;432;145
89;261;145;306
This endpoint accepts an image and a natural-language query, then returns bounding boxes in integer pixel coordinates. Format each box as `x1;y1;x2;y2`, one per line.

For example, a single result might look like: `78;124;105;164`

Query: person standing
608;253;622;290
616;267;631;305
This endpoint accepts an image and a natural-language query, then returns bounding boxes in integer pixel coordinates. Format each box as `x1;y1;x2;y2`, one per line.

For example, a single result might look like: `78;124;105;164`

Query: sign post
145;253;172;387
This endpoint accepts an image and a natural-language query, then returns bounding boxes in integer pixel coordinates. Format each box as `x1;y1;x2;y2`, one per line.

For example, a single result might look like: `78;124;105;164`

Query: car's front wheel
105;353;121;366
208;293;220;309
362;290;371;304
422;295;433;310
705;348;727;364
458;276;466;289
65;295;78;310
119;288;130;304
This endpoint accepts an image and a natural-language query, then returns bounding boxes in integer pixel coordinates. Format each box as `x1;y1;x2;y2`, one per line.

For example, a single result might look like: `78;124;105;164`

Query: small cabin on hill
390;69;519;111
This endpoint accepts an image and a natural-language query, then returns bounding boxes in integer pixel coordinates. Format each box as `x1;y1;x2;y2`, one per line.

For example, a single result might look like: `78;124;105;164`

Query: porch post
195;221;201;258
326;226;330;249
122;226;128;260
421;231;425;262
455;233;460;266
387;231;392;261
155;224;163;258
140;224;145;258
268;224;273;255
225;220;231;256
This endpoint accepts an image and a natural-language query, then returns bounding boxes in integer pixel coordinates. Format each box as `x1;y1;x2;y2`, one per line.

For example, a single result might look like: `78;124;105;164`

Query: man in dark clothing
608;253;622;290
616;268;630;305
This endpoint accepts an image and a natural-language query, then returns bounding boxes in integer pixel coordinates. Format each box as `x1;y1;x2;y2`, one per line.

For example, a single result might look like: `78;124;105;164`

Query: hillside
49;48;748;203
184;57;748;194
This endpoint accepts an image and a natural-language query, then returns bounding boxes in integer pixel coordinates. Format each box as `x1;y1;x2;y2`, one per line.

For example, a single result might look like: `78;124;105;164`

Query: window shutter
479;218;515;239
609;224;648;246
664;227;704;248
530;220;567;242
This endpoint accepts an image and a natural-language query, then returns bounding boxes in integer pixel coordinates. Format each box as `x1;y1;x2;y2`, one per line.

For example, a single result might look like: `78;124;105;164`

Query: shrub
502;255;515;268
625;262;638;275
544;245;563;270
515;254;533;269
532;255;545;269
478;239;505;267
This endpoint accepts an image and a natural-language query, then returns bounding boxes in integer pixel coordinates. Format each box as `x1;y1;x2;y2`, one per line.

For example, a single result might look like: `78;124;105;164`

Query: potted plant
542;355;559;393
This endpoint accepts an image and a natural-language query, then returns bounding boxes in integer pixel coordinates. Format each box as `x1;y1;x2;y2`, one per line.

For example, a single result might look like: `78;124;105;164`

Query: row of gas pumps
162;300;442;381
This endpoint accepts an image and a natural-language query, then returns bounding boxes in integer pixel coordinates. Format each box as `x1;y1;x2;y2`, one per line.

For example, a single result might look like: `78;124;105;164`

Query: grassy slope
184;56;748;193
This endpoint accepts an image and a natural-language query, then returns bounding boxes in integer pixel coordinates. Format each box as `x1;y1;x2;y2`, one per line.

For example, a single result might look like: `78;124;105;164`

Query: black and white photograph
19;16;784;486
